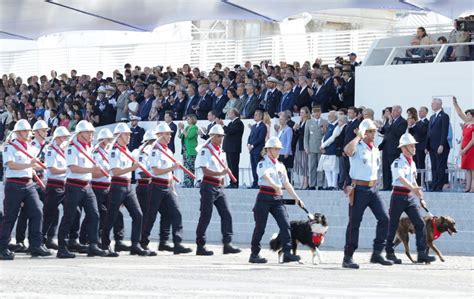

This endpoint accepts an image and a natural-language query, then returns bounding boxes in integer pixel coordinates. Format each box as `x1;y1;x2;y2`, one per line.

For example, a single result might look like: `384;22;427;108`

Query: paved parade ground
1;243;472;298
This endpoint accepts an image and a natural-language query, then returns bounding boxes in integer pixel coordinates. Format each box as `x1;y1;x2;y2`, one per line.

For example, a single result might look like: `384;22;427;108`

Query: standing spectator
127;92;139;118
128;115;145;152
148;87;162;121
342;70;355;108
277;112;293;182
115;82;129;122
138;88;153;121
453;97;473;192
426;98;450;192
348;52;359;70
408;106;429;185
26;109;37;128
320;68;336;112
293;106;310;189
164;110;177;153
304;106;327;190
211;86;228;119
278;79;295;114
379;105;408;190
240;84;260;119
335;114;348;189
34;98;45;119
200;110;218;140
178;114;198;188
319;111;340;190
294;76;311;111
194;85;213;120
247;109;266;189
220;108;244;188
47;108;59;136
222;88;243;118
448;18;471;62
44;97;57;123
262;112;271;141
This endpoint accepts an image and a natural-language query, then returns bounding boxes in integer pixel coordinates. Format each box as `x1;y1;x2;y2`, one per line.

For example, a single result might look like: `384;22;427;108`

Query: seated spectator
59;111;71;128
47;108;59;135
408;26;434;57
35;97;45;119
222;88;243;118
437;36;455;62
128;92;139;118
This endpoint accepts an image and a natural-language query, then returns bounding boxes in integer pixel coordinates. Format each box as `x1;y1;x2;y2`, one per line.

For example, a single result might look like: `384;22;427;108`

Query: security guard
90;128;129;253
249;137;304;264
57;120;107;258
0;119;51;260
342;119;392;269
14;120;54;252
102;123;150;256
43;126;74;250
385;133;436;264
195;125;240;256
141;123;192;255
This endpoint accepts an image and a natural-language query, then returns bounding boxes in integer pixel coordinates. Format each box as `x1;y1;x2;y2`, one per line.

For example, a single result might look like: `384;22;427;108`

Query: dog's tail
269;233;282;251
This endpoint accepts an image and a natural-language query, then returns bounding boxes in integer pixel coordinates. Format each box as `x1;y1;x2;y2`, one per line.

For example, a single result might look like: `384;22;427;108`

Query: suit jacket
342;78;355;108
195;94;213;120
168;122;177;153
426;110;450;151
212;94;229;119
320;78;337;112
408;118;429;151
115;91;129;122
343;118;360;147
303;117;328;153
223;118;244;153
278;91;295;113
138;98;153;120
295;86;311;110
247;122;267;155
201;121;216;140
379;116;408;155
266;89;282;118
310;86;327;109
240;94;260;119
128;125;145;151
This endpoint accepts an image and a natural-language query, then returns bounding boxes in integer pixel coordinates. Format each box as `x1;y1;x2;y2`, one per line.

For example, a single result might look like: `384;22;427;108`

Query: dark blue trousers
386;194;426;253
0;181;43;250
251;193;291;255
196;182;233;246
344;186;389;257
429;148;450;191
250;153;261;187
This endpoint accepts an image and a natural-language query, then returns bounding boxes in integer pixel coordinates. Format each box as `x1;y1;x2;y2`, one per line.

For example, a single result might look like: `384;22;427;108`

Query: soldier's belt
46;178;65;188
151;177;171;187
66;178;89;188
392;186;411;196
6;177;32;185
111;176;131;186
259;185;279;196
91;181;111;189
137;178;151;186
352;179;377;187
202;176;224;186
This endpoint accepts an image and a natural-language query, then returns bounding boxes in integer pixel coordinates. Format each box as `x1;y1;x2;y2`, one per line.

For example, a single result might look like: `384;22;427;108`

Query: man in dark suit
138;89;154;121
177;84;199;120
320;68;336;113
278;80;295;113
259;77;282;118
200;110;218;140
220;108;244;188
310;77;326;108
408;106;429;185
378;105;408;190
426;99;450;192
212;86;229;119
164;111;177;153
247;109;267;188
342;71;355;108
240;84;260;119
294;76;311;111
194;85;213;120
341;107;360;189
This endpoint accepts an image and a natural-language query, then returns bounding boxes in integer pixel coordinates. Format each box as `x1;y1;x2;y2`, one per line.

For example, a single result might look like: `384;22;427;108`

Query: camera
455;16;474;32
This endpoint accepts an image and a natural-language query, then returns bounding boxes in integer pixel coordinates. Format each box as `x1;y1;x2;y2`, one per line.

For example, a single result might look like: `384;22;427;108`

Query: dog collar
432;218;442;240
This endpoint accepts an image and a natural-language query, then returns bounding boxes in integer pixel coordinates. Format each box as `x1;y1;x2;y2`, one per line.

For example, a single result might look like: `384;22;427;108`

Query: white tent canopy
0;0;471;40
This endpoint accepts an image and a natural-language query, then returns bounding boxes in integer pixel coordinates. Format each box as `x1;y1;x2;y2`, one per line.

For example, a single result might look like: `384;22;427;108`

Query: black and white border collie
270;213;328;264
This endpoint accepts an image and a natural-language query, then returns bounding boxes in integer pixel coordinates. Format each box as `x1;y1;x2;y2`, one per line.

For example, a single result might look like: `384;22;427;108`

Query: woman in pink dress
453;96;474;192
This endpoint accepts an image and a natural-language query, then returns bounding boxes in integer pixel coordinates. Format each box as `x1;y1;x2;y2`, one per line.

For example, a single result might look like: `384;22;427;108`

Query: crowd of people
0;54;472;192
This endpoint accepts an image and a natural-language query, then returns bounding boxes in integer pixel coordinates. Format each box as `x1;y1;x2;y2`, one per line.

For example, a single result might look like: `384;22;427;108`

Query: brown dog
394;216;457;263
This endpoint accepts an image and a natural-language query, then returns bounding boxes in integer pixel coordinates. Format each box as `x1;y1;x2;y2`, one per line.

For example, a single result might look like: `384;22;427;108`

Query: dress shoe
158;242;174;252
130;244;150;256
417;251;436;263
104;246;119;257
342;256;359;269
370;251;393;266
282;253;301;263
196;245;214;256
13;242;28;253
114;241;131;252
386;253;402;264
57;247;75;259
174;243;193;255
0;249;15;260
45;239;59;250
68;240;88;253
249;253;267;264
308;187;316;190
8;243;24;253
223;243;241;254
87;244;107;257
30;246;53;257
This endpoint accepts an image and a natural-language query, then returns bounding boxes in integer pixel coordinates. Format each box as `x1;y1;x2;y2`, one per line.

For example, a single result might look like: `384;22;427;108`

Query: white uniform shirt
391;154;417;187
3;139;33;178
66;140;94;181
135;144;153;179
257;155;288;188
349;141;380;181
149;143;174;180
45;142;67;181
92;146;111;183
195;143;226;179
30;139;47;178
109;144;133;179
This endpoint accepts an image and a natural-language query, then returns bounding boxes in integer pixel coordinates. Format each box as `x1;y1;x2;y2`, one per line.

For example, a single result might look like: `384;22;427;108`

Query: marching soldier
140;123;192;255
249;137;304;264
0;119;52;260
342;119;392;269
102;123;150;256
91;128;129;254
385;133;436;264
195;125;240;256
57;120;107;258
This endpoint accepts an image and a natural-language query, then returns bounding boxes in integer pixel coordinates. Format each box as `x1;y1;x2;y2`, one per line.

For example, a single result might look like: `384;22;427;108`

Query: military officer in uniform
195;125;241;256
249;137;305;264
91;128;129;253
385;133;436;264
141;123;192;255
57;120;107;258
102;123;150;256
342;119;392;269
0;119;52;260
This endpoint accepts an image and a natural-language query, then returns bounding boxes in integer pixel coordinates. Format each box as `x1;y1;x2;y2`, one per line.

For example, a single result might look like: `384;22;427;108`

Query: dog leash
280;198;315;220
420;198;434;217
